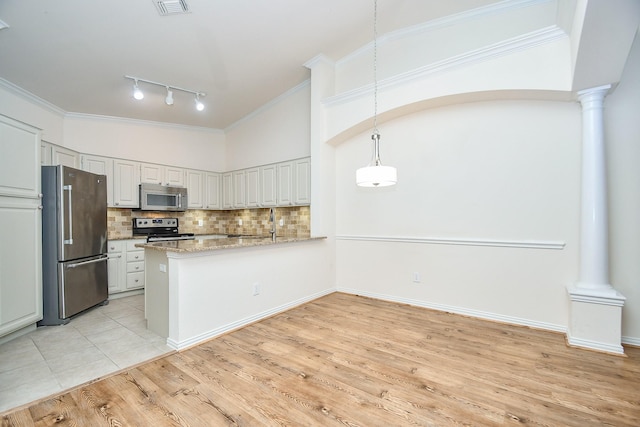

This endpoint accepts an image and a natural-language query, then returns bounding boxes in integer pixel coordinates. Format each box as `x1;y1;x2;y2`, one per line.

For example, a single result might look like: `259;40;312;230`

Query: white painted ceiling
0;0;497;129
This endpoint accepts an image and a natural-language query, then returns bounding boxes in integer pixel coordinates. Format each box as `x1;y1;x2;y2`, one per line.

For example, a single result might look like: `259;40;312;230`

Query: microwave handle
178;192;182;208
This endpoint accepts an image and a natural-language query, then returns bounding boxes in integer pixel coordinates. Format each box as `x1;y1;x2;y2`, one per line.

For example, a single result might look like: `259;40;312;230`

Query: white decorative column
567;84;625;355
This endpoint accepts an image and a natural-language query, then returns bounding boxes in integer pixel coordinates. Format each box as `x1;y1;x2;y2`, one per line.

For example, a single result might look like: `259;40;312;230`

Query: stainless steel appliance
40;166;109;326
138;183;188;211
133;217;195;242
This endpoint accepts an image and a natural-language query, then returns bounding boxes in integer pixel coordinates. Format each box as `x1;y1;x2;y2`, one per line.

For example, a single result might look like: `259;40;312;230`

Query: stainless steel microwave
138;183;188;211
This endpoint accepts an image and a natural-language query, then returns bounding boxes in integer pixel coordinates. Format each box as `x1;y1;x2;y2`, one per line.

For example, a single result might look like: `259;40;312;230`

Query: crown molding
325;25;566;107
338;0;556;66
0;78;66;117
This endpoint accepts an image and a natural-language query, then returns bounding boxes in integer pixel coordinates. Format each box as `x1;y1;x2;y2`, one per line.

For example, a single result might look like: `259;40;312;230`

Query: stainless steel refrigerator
40;165;109;325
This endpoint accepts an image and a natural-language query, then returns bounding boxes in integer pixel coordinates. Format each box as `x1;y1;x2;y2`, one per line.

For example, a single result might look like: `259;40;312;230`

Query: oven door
139;183;188;211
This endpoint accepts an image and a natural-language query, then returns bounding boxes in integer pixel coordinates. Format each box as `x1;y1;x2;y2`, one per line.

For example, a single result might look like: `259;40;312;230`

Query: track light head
133;80;144;100
195;93;205;111
165;87;174;106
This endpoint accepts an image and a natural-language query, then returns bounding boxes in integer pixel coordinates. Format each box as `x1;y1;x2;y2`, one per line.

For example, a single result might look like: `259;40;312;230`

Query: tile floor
0;294;173;413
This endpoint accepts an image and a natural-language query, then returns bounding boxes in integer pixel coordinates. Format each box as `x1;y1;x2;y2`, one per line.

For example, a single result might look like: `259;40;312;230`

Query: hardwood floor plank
1;292;639;426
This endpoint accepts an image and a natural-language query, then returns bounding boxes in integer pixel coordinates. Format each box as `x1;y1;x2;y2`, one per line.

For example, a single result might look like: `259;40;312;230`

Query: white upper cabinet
233;170;246;208
140;163;185;187
204;172;221;210
80;154;114;206
112;159;140;208
245;167;260;208
260;164;277;207
293;157;311;206
0;116;41;198
277;161;293;206
185;169;204;208
222;172;233;209
52;144;79;168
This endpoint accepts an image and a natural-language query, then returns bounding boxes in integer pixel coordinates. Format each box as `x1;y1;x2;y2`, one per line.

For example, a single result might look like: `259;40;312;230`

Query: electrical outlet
198;219;203;227
159;264;167;273
279;218;284;226
412;272;421;283
238;219;243;226
253;282;261;296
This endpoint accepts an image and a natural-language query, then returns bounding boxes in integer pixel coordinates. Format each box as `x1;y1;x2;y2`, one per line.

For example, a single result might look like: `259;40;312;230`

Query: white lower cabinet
107;239;145;294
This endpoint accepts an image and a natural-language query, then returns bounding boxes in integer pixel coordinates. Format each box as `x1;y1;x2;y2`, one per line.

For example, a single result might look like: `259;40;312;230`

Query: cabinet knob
38;193;43;198
135;266;140;270
38;205;43;210
135;279;139;283
115;202;119;206
134;255;139;259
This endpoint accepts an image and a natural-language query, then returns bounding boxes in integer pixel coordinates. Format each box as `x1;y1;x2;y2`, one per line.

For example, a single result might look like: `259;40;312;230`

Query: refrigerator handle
66;255;107;269
63;184;74;245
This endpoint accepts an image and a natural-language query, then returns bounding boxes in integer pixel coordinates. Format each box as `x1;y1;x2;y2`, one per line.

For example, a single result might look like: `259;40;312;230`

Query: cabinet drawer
127;260;144;273
126;240;145;251
126;251;145;262
126;271;145;289
108;241;124;253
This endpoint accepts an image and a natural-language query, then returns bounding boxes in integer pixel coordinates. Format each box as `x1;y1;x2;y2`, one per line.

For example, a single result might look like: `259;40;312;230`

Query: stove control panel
134;218;178;228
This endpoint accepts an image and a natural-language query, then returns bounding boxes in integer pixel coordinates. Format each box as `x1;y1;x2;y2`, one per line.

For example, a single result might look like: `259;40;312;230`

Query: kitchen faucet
269;208;276;241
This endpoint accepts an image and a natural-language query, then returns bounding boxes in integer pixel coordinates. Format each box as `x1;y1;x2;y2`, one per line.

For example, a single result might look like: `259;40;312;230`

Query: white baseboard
336;286;567;334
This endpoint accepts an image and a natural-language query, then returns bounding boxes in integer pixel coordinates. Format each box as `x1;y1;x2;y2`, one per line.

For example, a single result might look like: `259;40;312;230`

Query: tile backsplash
108;206;310;239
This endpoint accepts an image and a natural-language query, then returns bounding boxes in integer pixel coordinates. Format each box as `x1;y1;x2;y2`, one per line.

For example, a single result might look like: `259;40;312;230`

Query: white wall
224;83;311;170
335;100;581;331
606;31;640;343
64;115;226;172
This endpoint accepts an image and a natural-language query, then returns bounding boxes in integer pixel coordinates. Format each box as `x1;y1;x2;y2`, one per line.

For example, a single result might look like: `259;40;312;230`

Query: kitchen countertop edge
135;236;326;253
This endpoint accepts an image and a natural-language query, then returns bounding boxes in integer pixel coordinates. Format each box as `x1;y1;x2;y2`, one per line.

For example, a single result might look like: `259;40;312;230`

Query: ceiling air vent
153;0;190;16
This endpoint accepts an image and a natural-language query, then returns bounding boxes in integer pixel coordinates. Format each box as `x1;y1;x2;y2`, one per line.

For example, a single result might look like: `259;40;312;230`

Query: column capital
577;84;612;104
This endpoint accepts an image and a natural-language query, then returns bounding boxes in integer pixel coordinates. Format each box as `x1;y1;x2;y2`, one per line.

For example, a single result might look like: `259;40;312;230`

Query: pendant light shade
356;132;397;187
356;0;397;187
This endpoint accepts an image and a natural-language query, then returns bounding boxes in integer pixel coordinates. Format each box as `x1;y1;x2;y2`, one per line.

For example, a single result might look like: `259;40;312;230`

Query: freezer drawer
58;255;108;319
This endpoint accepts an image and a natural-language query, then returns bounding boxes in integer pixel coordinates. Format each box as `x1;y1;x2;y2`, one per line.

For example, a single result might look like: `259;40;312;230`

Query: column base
566;284;626;355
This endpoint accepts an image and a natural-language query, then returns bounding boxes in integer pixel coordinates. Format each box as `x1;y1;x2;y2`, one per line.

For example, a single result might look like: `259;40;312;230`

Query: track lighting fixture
132;80;144;100
124;75;205;112
165;87;174;106
194;93;204;111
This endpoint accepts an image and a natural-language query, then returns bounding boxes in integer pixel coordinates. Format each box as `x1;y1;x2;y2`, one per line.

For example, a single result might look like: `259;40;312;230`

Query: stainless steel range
133;218;195;242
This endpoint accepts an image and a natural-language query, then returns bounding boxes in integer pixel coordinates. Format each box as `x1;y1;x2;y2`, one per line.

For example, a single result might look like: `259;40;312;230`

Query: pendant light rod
124;75;205;98
355;0;397;188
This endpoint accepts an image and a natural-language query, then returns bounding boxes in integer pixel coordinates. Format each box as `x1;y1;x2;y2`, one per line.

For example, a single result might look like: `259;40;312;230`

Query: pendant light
356;0;397;187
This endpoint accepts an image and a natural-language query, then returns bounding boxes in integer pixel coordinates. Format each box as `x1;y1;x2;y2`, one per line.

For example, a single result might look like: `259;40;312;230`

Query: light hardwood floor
2;292;639;426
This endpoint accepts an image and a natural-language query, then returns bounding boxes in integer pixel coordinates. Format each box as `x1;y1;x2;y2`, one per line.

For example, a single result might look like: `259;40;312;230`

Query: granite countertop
135;235;325;253
108;233;228;241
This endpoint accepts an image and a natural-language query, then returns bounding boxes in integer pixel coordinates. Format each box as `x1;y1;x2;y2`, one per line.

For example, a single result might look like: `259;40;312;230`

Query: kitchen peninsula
138;235;329;350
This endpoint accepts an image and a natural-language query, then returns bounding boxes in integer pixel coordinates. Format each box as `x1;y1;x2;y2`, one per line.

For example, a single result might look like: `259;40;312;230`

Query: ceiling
0;0;498;130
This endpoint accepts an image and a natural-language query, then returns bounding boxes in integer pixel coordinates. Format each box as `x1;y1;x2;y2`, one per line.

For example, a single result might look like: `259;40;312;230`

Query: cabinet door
245;167;260;208
233;170;246;208
81;155;114;206
186;169;204;208
205;172;221;210
165;167;185;187
294;158;311;205
41;141;52;166
113;160;140;208
222;173;233;209
260;164;277;207
277;161;293;206
0;198;42;337
140;163;164;185
0;116;41;198
107;241;124;294
52;145;79;168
